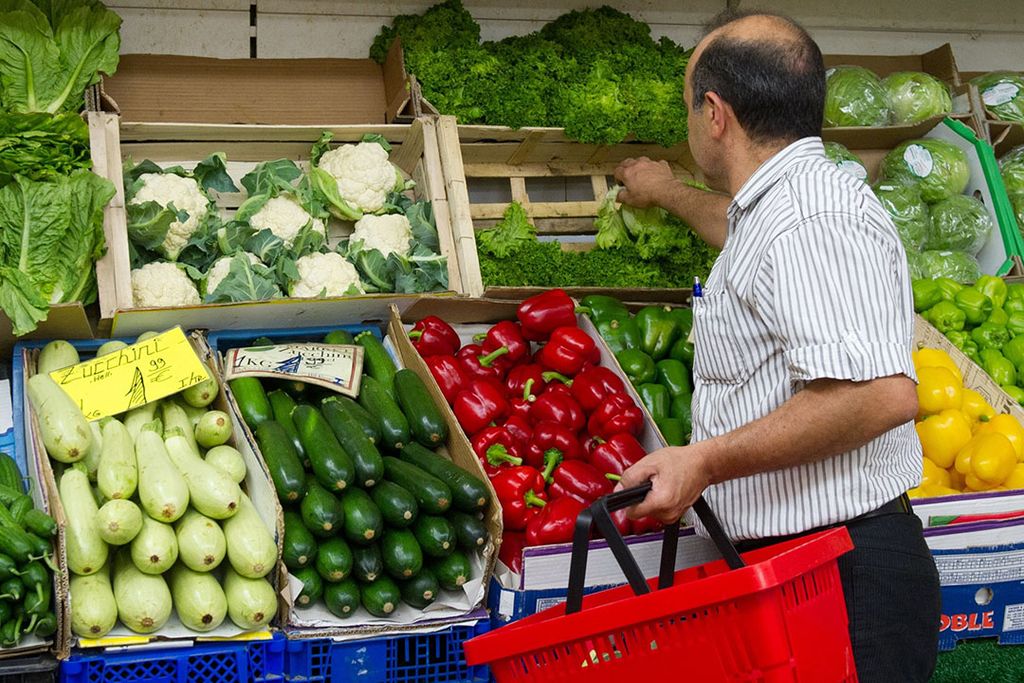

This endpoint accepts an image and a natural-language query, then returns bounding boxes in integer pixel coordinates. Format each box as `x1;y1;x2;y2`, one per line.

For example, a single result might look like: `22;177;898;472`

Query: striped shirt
689;136;922;541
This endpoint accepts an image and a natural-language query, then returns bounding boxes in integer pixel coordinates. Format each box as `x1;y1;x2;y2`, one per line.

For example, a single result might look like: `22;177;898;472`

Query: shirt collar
729;136;826;216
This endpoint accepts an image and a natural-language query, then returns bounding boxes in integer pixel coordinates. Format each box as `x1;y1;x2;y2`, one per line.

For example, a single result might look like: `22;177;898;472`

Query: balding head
688;10;825;145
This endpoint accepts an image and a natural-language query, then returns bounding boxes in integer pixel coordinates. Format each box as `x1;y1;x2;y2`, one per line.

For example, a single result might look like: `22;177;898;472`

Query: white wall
110;0;1024;70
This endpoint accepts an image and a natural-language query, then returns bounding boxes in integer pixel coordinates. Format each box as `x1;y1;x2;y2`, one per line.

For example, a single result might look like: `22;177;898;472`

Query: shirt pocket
692;289;752;385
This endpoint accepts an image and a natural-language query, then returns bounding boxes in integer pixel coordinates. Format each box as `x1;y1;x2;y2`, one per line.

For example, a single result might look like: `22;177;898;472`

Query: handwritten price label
224;343;364;397
50;327;210;420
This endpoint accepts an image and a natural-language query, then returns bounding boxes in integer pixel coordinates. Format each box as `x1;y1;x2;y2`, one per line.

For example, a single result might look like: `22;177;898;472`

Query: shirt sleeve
754;212;917;384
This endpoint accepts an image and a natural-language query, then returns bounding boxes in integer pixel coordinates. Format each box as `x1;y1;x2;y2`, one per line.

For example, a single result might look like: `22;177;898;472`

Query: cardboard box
88;113;466;335
961;70;1024;150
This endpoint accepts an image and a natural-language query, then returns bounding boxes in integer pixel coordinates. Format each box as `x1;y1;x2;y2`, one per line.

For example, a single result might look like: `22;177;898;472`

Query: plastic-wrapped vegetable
1001;145;1024;206
880;139;970;204
906;251;928;280
971;72;1024;124
918;250;982;283
824;66;891;127
824;142;868;182
873;182;930;252
926;195;993;255
882;71;953;125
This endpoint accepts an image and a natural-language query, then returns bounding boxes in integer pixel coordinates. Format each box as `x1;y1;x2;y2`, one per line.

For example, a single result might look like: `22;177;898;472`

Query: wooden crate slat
437;116;484;297
471;200;601;221
591;175;609;201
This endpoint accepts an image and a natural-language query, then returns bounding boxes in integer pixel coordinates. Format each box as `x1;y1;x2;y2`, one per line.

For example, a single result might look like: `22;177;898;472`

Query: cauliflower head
206;252;262;295
317;142;404;214
289;252;365;298
249;195;326;247
130;173;210;260
131;262;201;308
351;213;414;258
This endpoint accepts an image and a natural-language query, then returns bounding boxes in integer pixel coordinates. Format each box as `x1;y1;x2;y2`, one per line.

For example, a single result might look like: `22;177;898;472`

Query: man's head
685;10;825;190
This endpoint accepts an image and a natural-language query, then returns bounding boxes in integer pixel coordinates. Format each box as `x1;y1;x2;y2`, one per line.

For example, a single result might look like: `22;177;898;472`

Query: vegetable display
409;290;663;574
1000;145;1024;234
125;133;448;308
370;2;690;146
883;71;954;125
26;336;277;638
824;65;953;128
232;330;491;620
824;142;868;181
972;71;1024;124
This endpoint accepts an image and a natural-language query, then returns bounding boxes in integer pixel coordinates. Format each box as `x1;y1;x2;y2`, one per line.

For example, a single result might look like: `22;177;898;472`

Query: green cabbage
926;195;993;255
882;71;952;125
918;250;981;283
880;138;970;203
824;142;868;181
1001;145;1024;197
873;182;930;252
906;251;928;279
972;72;1024;124
824;66;891;127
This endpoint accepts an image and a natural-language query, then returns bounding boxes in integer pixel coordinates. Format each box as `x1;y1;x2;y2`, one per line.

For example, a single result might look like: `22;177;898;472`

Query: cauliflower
131;262;200;308
289;252;365;298
129;173;210;260
317;142;404;214
351;213;413;258
249;195;326;247
206;252;262;295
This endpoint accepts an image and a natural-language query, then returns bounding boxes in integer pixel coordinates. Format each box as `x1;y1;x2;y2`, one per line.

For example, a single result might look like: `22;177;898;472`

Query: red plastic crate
465;528;857;683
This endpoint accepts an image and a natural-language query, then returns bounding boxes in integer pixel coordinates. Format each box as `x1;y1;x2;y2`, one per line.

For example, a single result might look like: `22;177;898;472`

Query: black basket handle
565;484;744;614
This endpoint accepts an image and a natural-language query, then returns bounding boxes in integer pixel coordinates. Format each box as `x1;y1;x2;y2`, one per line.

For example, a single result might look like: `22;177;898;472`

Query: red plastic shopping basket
465;484;858;683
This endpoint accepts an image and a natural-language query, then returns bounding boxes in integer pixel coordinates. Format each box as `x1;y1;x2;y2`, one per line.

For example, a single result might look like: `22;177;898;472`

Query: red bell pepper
583;435;602;456
478;321;530;365
544;378;573;399
529;391;585;432
526;496;587;546
611;508;632;536
570;366;626;412
457;344;512;382
517;289;578;342
589;432;647;475
537;326;597;376
503;415;533;451
588;394;644;439
423;355;467;405
409;316;461;357
453;380;509;434
526;422;584;477
491;466;548;531
548;460;613;503
499;531;527;574
506;364;546;399
630;516;663;535
471;426;524;477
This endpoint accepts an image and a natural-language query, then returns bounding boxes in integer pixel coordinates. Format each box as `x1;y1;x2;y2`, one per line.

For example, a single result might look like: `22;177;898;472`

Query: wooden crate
90;114;465;334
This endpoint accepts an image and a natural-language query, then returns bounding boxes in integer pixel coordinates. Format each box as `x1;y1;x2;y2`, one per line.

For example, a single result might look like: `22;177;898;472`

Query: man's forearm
659;181;731;250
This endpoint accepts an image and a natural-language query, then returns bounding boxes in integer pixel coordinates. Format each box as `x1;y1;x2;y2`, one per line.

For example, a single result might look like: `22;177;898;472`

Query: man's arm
618;375;918;522
614;158;731;249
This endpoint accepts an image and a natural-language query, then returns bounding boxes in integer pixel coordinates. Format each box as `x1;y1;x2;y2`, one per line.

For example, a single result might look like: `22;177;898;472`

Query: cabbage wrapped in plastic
972;72;1024;124
918;250;981;283
905;252;928;280
880;138;969;204
873;182;930;252
925;195;993;255
1001;145;1024;198
824;66;892;127
882;71;953;125
824;142;868;182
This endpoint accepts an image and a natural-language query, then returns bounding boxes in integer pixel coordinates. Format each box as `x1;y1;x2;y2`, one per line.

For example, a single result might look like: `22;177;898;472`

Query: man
615;10;941;682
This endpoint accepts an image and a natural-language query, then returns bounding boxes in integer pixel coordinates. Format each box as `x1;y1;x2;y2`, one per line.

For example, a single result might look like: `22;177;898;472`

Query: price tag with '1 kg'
49;327;210;421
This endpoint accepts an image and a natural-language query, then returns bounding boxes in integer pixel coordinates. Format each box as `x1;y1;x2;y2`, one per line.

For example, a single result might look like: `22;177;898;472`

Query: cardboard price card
223;344;364;397
50;327;210;421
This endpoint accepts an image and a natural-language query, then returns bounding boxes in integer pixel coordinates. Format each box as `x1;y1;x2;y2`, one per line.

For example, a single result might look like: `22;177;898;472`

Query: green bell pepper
665;307;693;336
1008;313;1024;338
925;301;966;333
1003;385;1024;406
980;349;1016;385
668;337;695;366
989;307;1011;326
972;323;1011;351
655;359;692;398
634;305;682;361
975;275;1008;309
1009;283;1024;304
669;395;692;435
1005;297;1024;316
955;288;993;325
597;318;643;355
945;330;971;350
912;279;943;313
1005;336;1024;367
579;295;630;325
936;277;965;301
654;417;688;446
615;349;657;385
637;383;671;421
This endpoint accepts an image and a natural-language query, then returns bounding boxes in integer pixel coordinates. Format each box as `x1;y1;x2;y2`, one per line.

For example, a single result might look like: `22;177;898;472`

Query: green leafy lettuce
0;112;91;187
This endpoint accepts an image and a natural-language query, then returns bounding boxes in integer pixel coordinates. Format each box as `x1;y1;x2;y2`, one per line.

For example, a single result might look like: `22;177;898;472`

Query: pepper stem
575;306;591;316
522;379;536;402
478;346;511;367
605;473;622;482
486;444;523;467
524;490;547;508
542;371;573;386
473;332;488;342
541;449;563;482
408;330;423;340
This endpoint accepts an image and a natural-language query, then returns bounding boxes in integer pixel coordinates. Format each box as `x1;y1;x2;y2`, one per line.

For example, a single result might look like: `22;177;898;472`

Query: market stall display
1001;145;1024;234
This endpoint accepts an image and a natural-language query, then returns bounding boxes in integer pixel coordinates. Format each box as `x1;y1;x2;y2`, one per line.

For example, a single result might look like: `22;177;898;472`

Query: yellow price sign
49;327;210;421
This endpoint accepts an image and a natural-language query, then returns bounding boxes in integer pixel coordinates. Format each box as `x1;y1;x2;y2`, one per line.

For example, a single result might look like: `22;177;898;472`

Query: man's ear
704;91;731;140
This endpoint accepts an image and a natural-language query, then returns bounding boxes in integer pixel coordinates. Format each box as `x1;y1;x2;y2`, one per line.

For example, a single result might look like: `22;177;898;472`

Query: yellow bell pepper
913;348;963;385
976;414;1024;461
916;366;963;418
948;467;966;491
921;456;953;489
961;389;996;426
1004;463;1024;490
915;409;972;468
956;432;1017;487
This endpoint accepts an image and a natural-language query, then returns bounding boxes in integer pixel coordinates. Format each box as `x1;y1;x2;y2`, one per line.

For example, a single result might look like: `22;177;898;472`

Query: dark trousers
737;508;941;682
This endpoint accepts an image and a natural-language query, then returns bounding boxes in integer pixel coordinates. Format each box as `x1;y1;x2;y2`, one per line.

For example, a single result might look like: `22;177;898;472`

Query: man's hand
614;157;677;208
618;444;713;523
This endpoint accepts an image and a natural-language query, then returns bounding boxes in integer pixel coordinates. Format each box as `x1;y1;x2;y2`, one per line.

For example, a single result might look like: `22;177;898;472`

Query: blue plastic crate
283;621;491;683
59;633;286;683
206;325;382;354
